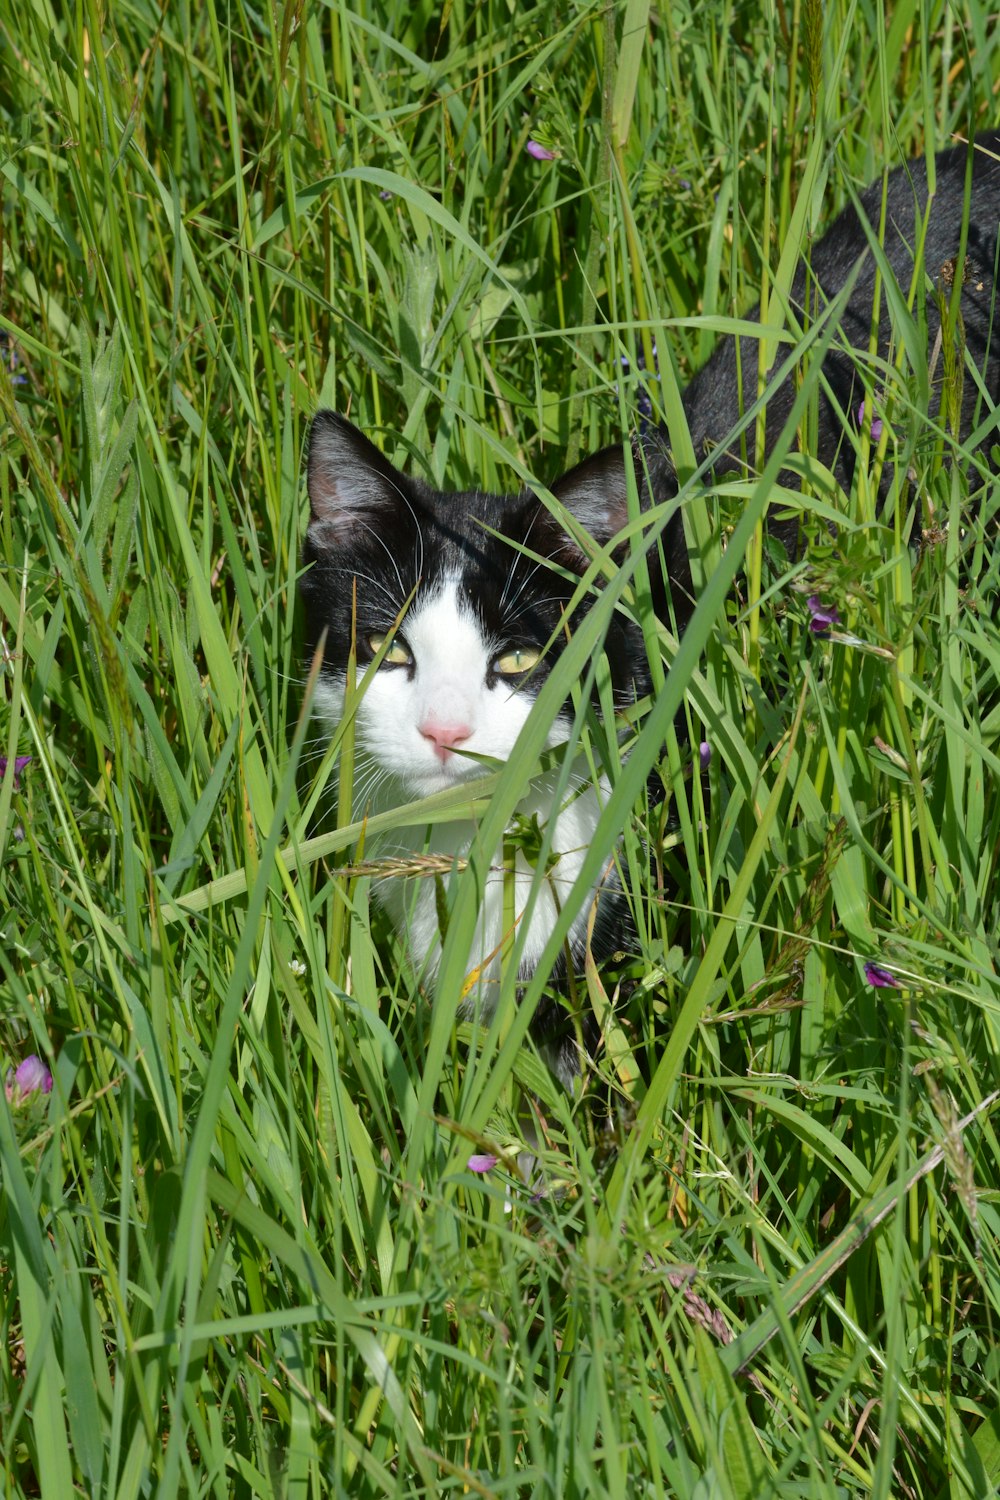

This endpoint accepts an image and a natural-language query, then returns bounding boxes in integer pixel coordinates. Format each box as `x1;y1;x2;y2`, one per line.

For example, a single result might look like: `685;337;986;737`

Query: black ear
306;410;406;546
539;440;647;568
550;443;632;540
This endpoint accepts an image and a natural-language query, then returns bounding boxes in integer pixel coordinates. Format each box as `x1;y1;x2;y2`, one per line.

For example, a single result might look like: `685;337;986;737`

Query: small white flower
289;958;307;977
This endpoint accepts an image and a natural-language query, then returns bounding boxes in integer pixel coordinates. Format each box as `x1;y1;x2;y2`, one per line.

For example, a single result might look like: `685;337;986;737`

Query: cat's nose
419;718;472;763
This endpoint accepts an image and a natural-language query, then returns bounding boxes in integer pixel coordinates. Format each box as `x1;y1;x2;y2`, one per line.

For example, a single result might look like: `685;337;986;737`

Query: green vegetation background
2;0;1000;1495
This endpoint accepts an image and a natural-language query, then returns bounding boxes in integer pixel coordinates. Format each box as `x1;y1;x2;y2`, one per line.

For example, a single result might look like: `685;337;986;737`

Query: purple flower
467;1153;499;1174
0;755;31;789
855;400;883;442
619;340;659;376
526;140;556;161
699;741;712;769
806;595;840;636
0;331;27;386
618;341;660;427
5;1054;53;1104
864;961;900;989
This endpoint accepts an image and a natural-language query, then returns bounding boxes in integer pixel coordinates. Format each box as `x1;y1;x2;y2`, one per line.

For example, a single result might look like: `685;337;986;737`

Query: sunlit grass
1;0;1000;1495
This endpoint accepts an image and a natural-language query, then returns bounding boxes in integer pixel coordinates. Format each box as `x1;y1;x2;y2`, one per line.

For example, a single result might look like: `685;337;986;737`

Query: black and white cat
302;134;1000;1040
301;410;637;1029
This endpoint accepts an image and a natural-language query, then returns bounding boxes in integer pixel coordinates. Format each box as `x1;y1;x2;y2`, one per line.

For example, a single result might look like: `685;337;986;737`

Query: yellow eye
495;646;541;676
368;633;412;667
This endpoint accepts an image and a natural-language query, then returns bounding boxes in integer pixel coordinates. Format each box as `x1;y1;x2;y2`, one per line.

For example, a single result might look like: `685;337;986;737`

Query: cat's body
302;135;1000;1040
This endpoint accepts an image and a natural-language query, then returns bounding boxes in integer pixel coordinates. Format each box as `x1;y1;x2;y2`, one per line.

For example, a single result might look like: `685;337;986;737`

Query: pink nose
419;719;472;763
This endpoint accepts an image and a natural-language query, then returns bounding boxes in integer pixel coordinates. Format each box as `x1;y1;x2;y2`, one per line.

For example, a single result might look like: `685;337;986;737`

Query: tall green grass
2;0;1000;1494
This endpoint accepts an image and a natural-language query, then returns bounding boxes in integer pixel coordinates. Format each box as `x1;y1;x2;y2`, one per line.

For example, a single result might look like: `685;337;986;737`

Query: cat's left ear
306;409;406;546
542;441;639;566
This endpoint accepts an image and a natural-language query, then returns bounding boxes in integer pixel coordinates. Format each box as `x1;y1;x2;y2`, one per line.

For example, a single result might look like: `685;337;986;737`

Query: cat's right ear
541;440;648;567
307;410;404;546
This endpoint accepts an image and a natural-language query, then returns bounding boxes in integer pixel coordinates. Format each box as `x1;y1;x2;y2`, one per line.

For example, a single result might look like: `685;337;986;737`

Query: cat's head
300;411;657;800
